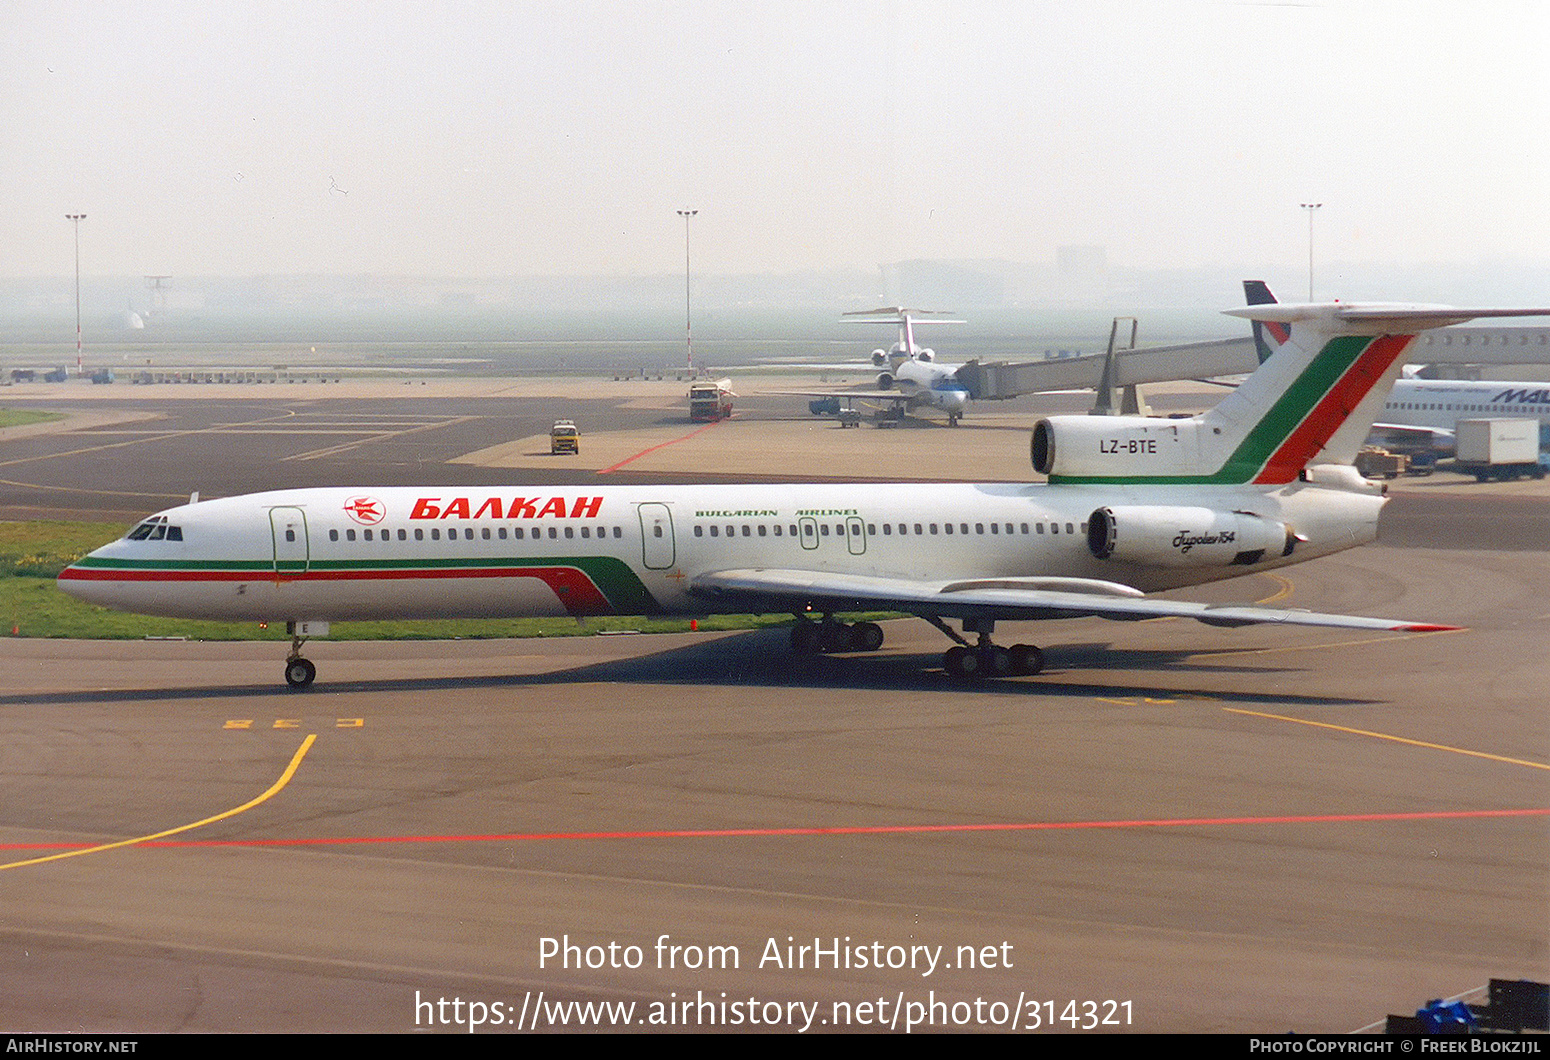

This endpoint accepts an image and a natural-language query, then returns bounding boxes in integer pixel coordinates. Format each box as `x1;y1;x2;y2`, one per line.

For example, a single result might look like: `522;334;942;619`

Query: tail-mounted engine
1031;415;1217;480
1087;505;1298;568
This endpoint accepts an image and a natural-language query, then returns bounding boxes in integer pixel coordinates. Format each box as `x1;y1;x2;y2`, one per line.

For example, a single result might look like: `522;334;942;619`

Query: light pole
677;208;697;372
1299;202;1321;301
66;213;86;375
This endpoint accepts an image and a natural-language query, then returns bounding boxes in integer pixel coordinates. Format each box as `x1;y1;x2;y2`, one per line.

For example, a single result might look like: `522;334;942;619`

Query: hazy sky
5;1;1548;280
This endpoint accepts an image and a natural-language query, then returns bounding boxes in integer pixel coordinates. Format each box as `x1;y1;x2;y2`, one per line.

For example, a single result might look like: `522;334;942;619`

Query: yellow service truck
550;419;580;455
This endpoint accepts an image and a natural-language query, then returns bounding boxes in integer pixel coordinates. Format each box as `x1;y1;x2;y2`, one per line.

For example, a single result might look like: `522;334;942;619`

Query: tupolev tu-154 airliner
59;301;1549;689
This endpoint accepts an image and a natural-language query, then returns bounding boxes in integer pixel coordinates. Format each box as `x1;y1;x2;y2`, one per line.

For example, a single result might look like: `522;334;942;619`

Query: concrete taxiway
0;376;1545;1033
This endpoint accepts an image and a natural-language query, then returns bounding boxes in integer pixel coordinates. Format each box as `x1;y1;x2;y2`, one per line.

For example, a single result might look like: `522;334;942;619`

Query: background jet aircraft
773;308;973;426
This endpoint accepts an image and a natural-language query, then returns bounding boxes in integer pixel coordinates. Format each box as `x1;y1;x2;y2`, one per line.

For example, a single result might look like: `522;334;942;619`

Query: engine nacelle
876;372;894;390
1087;505;1297;568
872;349;889;367
1031;415;1215;479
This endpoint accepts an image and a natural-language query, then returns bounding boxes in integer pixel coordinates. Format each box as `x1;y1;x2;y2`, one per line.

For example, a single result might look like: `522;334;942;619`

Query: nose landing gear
284;625;316;689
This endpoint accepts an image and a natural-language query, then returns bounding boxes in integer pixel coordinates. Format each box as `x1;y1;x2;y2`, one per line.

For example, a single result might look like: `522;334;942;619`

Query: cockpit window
126;516;183;542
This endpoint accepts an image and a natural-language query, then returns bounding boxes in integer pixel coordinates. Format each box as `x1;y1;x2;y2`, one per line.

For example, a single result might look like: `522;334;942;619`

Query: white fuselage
888;357;970;416
1378;378;1550;438
60;479;1385;625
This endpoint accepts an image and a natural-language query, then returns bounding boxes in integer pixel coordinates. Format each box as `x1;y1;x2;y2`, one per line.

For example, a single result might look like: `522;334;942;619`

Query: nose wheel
284;631;315;689
284;656;317;689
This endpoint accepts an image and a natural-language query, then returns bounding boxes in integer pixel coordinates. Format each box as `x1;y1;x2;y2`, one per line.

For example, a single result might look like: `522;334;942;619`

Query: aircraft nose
56;553;98;602
56;545;121;606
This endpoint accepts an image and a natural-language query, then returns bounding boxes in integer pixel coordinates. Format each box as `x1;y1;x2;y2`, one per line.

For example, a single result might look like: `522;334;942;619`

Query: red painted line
6;806;1542;852
598;419;724;474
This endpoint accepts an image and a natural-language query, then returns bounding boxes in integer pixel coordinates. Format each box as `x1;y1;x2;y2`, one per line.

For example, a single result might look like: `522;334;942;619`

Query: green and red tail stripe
1243;332;1415;484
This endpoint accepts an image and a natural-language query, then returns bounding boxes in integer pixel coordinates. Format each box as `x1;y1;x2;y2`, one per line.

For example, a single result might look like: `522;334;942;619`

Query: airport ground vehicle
549;420;580;455
1355;446;1407;479
1453;418;1545;481
689;379;734;421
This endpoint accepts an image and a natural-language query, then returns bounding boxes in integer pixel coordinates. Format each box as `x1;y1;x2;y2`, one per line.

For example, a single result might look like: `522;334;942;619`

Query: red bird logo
342;496;385;525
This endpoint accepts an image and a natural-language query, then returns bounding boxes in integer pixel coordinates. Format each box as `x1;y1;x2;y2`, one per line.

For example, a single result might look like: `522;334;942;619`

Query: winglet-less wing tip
1395;623;1465;633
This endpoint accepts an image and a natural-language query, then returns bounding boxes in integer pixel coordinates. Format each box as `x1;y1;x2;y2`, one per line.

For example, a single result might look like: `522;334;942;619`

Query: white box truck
1453;418;1545;481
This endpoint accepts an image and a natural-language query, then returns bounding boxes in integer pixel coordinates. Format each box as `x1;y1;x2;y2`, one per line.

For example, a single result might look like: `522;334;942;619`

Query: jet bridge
957;336;1258;402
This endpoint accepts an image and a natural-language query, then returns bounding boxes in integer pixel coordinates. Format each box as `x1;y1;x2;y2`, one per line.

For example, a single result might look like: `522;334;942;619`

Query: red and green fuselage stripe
60;554;663;617
1049;333;1415;485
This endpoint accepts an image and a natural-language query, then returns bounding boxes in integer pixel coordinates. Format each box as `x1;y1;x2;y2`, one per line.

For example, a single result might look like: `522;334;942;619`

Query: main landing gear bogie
791;617;886;655
942;643;1043;679
932;617;1044;680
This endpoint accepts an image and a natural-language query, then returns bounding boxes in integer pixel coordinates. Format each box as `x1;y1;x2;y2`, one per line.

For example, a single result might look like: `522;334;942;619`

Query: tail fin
1242;280;1287;364
1036;300;1550;485
1216;302;1550;479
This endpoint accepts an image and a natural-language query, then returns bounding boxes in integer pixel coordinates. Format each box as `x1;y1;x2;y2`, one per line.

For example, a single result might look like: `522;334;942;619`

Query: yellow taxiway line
0;733;317;871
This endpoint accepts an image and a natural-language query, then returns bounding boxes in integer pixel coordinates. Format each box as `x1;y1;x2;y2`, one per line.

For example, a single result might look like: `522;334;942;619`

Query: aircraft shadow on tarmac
2;627;1378;709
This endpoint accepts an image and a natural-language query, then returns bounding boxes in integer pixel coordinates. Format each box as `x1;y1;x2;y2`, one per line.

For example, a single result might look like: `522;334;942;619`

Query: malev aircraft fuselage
1380;379;1550;439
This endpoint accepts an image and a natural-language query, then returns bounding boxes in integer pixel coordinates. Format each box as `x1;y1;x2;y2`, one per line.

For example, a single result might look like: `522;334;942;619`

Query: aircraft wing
1370;421;1456;443
765;389;912;402
689;569;1458;633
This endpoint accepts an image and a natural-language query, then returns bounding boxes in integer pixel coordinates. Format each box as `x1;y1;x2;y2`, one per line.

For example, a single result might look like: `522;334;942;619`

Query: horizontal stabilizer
1226;303;1550;334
